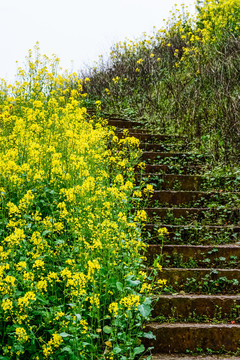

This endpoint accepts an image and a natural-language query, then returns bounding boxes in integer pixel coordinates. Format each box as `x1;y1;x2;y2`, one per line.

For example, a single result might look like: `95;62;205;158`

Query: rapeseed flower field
0;46;154;359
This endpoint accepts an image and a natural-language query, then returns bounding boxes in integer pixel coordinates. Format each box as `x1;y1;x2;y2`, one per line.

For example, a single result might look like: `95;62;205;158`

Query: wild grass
82;0;240;164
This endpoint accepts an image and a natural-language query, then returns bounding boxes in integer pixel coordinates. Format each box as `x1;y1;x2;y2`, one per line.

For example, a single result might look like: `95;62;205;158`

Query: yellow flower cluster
158;227;169;236
119;294;141;311
42;333;63;357
15;327;29;343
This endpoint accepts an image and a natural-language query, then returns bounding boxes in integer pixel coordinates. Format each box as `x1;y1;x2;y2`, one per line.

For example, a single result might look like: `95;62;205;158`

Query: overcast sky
0;0;195;82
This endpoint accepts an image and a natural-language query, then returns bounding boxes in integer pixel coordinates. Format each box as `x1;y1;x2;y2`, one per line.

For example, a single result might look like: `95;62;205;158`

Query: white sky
0;0;195;82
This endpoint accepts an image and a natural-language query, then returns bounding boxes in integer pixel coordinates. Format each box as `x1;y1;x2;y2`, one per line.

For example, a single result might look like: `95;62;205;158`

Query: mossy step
118;132;186;143
155;268;240;293
106;116;138;121
144;223;240;244
143;323;240;353
144;222;240;240
107;119;143;128
150;190;240;206
145;207;240;223
140;143;190;152
121;128;150;134
143;231;239;246
148;356;240;360
141;152;208;164
147;244;240;266
141;174;239;192
151;294;240;319
140;174;202;191
145;224;240;232
143;164;204;175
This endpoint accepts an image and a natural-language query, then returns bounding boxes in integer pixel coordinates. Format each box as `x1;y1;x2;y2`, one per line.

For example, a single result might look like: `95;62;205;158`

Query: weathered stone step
145;207;240;223
156;268;240;293
140;143;190;152
142;174;239;192
151;190;205;205
141;152;208;164
107;119;143;128
141;174;202;191
146;207;204;218
144;224;240;245
150;190;240;206
121;128;150;134
143;322;240;352
105;116;137;121
118;132;186;143
143;164;204;175
151;294;240;319
145;224;240;234
148;355;240;360
143;231;238;245
147;244;240;266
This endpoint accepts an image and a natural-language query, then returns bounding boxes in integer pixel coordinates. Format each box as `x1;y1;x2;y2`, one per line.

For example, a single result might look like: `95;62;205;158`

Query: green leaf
142;331;156;339
127;278;141;287
36;293;49;305
138;302;152;318
103;326;112;334
55;239;65;245
116;281;123;291
133;344;145;356
59;332;71;338
82;342;91;347
61;346;74;354
74;313;81;322
113;346;122;354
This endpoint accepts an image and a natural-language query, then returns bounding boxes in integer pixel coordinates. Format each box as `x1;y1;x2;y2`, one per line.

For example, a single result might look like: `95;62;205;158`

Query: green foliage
82;0;240;163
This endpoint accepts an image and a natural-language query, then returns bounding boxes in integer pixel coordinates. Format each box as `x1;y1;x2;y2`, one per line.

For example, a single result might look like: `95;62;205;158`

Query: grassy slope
83;0;240;165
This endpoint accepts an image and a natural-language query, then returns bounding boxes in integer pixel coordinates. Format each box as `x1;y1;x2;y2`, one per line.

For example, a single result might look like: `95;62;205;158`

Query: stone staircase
106;117;240;358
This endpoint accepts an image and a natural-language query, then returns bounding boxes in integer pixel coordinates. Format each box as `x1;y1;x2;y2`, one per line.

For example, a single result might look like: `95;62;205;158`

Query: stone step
156;268;240;293
145;207;240;223
148;355;240;360
141;174;239;192
145;224;240;233
118;132;186;143
150;190;240;206
147;244;240;266
143;322;240;353
151;190;206;205
151;294;240;319
122;128;150;134
143;164;204;175
143;232;239;246
141;152;208;164
140;174;202;191
144;221;240;246
107;119;143;128
86;109;117;116
105;116;136;120
144;224;240;244
140;143;190;152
